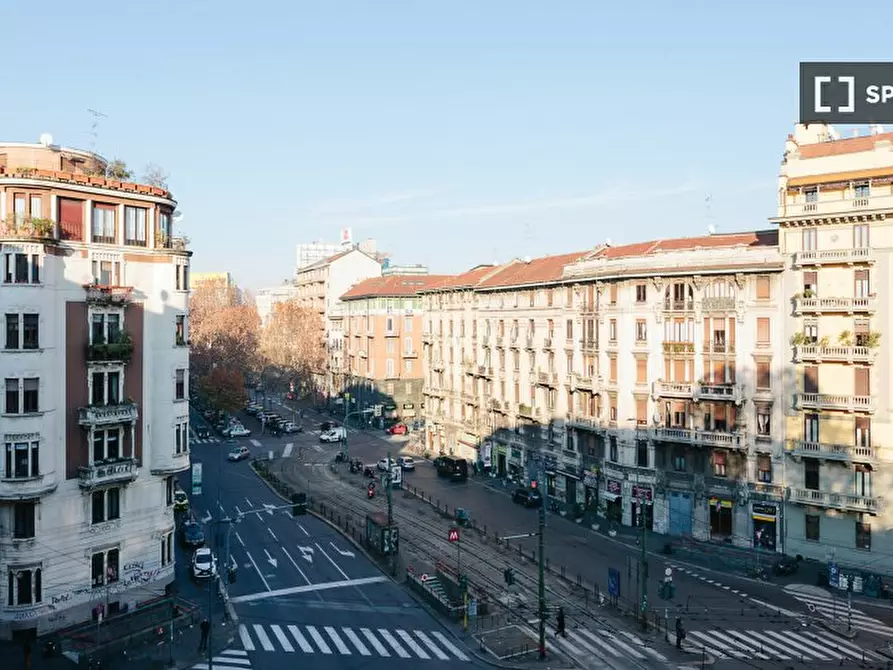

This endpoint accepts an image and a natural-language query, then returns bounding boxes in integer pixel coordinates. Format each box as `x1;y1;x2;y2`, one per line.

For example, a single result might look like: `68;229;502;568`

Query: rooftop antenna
87;108;107;153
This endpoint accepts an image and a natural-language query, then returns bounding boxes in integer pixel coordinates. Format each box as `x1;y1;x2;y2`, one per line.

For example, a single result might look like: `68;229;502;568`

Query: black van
437;456;468;482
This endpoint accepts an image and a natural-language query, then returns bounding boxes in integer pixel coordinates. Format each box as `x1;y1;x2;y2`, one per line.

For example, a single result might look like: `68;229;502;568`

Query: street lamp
341;404;374;461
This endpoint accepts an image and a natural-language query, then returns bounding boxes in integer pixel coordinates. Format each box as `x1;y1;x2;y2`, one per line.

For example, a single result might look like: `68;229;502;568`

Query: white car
282;422;302;434
192;548;217;579
227;425;251;437
320;427;346;443
377;458;396;472
398;456;416;471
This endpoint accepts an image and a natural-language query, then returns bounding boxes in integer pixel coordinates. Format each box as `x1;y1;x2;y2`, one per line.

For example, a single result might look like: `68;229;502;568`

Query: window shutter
757;318;770;343
756;276;770;299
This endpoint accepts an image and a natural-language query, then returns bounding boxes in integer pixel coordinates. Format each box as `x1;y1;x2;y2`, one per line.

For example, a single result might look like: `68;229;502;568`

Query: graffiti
51;592;72;606
47;610;69;625
123;561;144;573
13;608;40;621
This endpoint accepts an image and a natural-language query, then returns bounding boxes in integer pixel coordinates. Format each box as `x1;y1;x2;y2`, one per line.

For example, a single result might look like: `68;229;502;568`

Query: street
182;406;483;670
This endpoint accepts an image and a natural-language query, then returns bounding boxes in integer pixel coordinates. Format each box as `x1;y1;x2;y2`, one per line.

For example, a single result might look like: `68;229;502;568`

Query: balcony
151;451;190;476
542;338;554;350
517;404;537;420
422;332;434;345
461;391;476;403
793;248;874;266
536;370;558;387
78;458;138;489
793;345;877;364
0;215;55;242
793;296;877;315
431;360;444;371
476;365;493;378
795;393;875;413
84;284;133;306
704;341;735;355
701;296;736;311
786;439;876;463
696;383;743;404
662;341;695;355
651;427;747;450
78;402;139;427
403;350;419;359
663;299;695;312
652;380;694;399
749;482;785;499
580;339;599;355
0;473;58;501
86;334;134;363
525;336;535;350
495;334;506;348
790;488;881;514
573;373;598;391
358;350;368;358
781;194;893;219
462;417;477;431
567;413;601;431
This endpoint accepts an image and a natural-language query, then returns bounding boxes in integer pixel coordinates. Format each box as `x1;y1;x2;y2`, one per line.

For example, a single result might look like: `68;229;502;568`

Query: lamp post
341;407;373;461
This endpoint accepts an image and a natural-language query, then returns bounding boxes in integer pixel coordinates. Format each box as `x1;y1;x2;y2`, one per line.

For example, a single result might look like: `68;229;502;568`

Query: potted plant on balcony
819;336;830;348
839;330;854;347
803;289;815;298
790;332;808;346
866;332;882;349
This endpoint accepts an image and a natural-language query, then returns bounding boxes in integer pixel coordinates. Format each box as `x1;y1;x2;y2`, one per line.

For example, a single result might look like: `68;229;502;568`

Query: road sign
390;464;403;487
468;599;478;617
608;567;620;597
448;528;460;543
191;462;202;496
420;573;429;582
374;404;383;417
829;561;840;588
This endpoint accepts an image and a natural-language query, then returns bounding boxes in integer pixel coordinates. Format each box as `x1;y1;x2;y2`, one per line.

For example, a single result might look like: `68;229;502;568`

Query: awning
603;492;620;502
709;497;733;509
753;514;777;523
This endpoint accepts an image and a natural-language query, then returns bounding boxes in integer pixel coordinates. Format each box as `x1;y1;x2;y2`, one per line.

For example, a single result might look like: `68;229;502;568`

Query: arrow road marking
298;546;314;563
329;542;355;558
235;505;243;517
218;502;226;515
264;549;278;568
201;511;212;524
281;547;312;585
268;528;278;542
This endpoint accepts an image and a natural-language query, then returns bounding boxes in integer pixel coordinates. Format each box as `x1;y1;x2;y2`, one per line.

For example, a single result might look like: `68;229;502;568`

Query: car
245;404;262;415
192;547;217;579
772;555;799;576
228;446;250;461
196;425;211;439
173;490;189;512
227;426;251;438
180;521;204;548
512;487;543;508
398;456;415;470
377;457;396;472
432;456;446;469
282;421;302;434
320;427;346;443
386;423;408;435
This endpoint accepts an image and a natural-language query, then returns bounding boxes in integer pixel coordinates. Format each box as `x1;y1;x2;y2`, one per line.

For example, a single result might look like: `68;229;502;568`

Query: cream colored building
771;123;892;573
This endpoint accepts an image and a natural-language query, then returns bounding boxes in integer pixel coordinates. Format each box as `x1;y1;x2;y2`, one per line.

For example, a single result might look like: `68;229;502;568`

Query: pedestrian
675;617;685;650
555;607;566;638
198;618;210;652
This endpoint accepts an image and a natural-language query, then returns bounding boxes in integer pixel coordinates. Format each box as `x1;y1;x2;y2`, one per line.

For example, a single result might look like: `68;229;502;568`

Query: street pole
387;450;395;576
343;393;349;459
537;459;547;660
639;489;648;630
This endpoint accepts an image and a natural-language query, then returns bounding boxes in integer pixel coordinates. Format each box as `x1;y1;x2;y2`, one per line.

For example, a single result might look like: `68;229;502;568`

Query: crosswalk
192;648;250;670
189;436;220;445
786;585;893;637
238;623;470;661
550;625;667;664
684;627;882;662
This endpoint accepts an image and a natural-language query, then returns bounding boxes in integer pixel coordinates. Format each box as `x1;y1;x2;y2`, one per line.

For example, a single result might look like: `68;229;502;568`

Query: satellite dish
39;133;53;147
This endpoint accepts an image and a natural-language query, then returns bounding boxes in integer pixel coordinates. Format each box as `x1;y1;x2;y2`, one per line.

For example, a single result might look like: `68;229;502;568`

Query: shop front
508;447;524;480
709;497;734;539
583;469;601;512
631;485;653;531
559;470;581;514
752;502;777;552
480;441;493;473
604;479;622;522
493;443;508;476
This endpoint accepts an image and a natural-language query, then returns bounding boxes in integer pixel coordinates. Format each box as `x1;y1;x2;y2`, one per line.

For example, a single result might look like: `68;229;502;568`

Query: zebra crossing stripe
619;631;667;661
572;629;618;657
686;631;731;658
211;657;250;666
287;625;314;653
324;626;351;655
361;628;390;656
396;630;429;659
430;631;469;661
711;630;769;659
222;650;248;657
239;624;255;651
282;443;294;457
741;630;790;659
253;624;275;652
342;628;371;656
378;629;411;658
763;630;834;660
802;630;885;662
416;631;450;660
306;626;332;654
600;631;645;659
269;625;293;652
720;630;770;659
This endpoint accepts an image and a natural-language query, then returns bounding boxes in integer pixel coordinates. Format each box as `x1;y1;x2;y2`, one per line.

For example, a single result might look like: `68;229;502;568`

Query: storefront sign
632;486;652;502
709;497;732;509
191;462;202;496
481;442;492;467
752;503;777;522
583;470;600;488
510;447;522;460
403;403;414;410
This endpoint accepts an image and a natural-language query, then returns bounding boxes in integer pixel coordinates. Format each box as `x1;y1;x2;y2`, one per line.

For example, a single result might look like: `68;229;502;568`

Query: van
437;456;468;481
320;426;347;443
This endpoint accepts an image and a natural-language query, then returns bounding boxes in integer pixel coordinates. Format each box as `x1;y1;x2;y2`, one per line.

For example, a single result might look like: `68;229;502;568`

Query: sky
2;1;889;290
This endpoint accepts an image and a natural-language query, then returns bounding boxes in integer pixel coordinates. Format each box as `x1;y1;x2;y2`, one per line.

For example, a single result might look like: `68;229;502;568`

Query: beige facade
771;124;893;573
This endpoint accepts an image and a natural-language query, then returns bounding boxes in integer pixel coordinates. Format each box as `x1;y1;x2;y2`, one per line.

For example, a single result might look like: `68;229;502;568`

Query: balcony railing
794;345;876;364
525;336;535;349
517;404;536;419
422;332;434;344
663;299;695;312
542;338;554;350
749;482;785;499
477;365;493;378
0;473;58;501
84;285;133;306
0;215;55;241
701;296;736;311
790;488;880;514
651;427;746;449
705;341;736;354
786;439;875;462
662;341;695;355
782;194;893;218
794;296;877;314
652;380;693;399
78;458;138;489
696;383;743;403
403;350;419;359
567;413;601;431
793;247;874;266
580;339;599;354
795;393;875;413
150;451;190;476
573;373;597;391
86;335;134;363
537;370;558;386
431;359;444;371
78;402;139;427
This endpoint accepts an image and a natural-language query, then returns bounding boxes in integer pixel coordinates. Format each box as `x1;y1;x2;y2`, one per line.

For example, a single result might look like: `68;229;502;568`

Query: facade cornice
0;177;176;207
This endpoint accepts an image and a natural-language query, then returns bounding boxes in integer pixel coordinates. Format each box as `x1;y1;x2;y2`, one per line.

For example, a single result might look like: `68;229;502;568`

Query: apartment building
421;233;786;550
771;123;893;573
255;282;302;327
340;275;448;422
0;139;190;640
291;249;381;395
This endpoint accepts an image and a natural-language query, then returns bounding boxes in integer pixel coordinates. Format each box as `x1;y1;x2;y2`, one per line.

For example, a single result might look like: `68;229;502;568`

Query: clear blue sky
2;1;887;289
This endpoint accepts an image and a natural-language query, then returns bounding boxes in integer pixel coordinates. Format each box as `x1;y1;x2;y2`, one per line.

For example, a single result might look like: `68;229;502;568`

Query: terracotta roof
476;251;591;289
418;264;502;292
593;230;777;260
340;274;453;300
797;132;893;159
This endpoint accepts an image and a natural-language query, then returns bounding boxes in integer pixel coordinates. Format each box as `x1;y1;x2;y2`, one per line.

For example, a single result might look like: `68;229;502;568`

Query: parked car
397;456;416;470
180;521;204;548
320;427;346;443
228;446;251;461
282;421;302;434
192;548;217;579
772;555;800;576
173;490;189;512
377;457;396;472
436;456;468;481
512;487;543;508
196;425;211;439
227;425;251;438
245;404;263;415
386;423;408;435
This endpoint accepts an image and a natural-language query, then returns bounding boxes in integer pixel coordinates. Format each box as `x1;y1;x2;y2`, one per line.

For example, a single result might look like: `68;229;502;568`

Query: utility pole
386;450;395;576
537;458;547;660
639;489;648;630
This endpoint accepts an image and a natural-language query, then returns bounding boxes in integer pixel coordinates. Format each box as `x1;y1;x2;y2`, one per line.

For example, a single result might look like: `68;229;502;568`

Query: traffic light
503;568;515;586
530;480;537;489
459;575;468;593
291;492;307;516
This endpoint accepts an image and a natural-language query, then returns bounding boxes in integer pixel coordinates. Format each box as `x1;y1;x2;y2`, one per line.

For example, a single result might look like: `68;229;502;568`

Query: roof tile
797;132;893;159
340;274;453;300
476;252;591;289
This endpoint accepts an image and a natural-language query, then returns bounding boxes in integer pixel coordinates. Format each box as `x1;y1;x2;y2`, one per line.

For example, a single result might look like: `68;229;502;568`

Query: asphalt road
181;406;484;670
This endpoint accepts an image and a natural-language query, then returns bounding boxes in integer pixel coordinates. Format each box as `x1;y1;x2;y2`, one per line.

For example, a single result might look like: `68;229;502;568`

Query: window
673;451;686;471
386;317;395;333
175;421;189;455
856;522;871;551
170;315;185;347
609;436;618;462
4;441;39;479
635;398;647;425
609;357;617;383
7;567;41;607
404;359;413;373
854;181;870;198
855;367;870;397
636;440;648;466
609;284;617;305
175;264;189;291
13;502;35;539
91;205;116;243
91;548;120;588
635;284;647;303
91;313;121;345
803;271;817;296
609;320;617;342
712;451;727;477
404;317;413;332
802;228;817;251
91;260;120;286
854;269;870;298
805;514;820;542
161;532;174;567
756;318;770;346
4;314;16;349
92;428;122;462
635;358;647;385
124;206;147;246
159;212;172;246
804;187;818;203
803;366;818;394
386;339;395;354
756;276;771;300
854;223;869;249
855;417;871;448
3;252;40;284
804;321;818;344
175;369;186;400
386;359;395;377
5;378;39;414
91;488;121;524
13;194;25;225
804;413;819;442
756;362;770;390
165;476;174;506
3;314;36;349
565;319;573;341
804;459;820;490
635;320;647;342
91;370;121;406
757;456;772;483
756;408;770;438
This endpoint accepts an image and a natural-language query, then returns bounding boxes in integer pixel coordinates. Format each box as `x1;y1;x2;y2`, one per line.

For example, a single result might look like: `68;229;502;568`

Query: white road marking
342;627;371;655
244;551;272;591
283;443;293;457
268;528;278;542
431;631;469;660
222;650;248;657
306;625;332;654
252;624;275;651
361;628;390;656
298;524;310;536
315;542;350;580
574;629;618;656
210;655;249;665
270;624;294;652
280;547;312;584
324;626;351;654
230;576;389;603
234;531;245;547
686;631;729;658
245;498;252;508
739;631;790;659
378;628;410;658
238;624;255;651
415;631;450;660
764;630;833;660
396;629;429;659
287;625;314;653
251;439;262;447
600;631;645;659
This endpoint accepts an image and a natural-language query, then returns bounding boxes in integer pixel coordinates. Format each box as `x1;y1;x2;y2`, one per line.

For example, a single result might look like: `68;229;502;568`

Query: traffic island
473;625;539;661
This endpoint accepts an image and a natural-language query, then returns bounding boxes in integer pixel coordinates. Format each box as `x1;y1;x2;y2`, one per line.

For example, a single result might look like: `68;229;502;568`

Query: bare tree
142;163;170;189
189;279;261;381
259;301;326;396
106;159;132;180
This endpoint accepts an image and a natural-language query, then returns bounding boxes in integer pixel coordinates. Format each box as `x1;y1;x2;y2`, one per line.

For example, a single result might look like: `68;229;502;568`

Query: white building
255;283;302;327
0;139;190;641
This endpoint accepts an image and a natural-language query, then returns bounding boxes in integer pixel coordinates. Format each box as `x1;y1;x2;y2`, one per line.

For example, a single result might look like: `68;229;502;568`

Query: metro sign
448;528;459;543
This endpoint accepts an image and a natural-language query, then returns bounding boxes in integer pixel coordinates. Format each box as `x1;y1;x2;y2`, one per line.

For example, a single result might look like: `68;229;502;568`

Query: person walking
675;617;686;650
198;618;210;653
555;607;567;638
